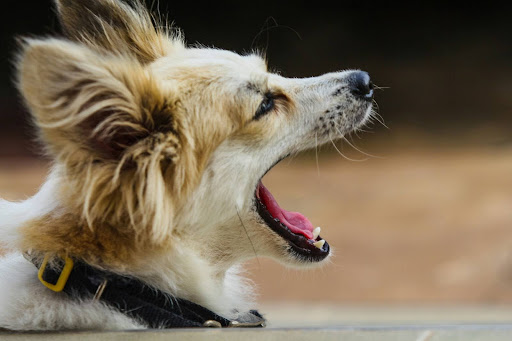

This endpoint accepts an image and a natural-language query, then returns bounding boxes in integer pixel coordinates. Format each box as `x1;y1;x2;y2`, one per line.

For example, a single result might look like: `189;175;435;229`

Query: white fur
0;175;59;250
0;1;374;330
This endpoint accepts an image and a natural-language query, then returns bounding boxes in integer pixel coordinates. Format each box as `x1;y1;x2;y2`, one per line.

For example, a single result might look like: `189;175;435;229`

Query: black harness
29;254;265;328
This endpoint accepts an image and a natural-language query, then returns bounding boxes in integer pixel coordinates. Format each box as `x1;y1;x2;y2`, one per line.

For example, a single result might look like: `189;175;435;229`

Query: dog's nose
348;71;374;101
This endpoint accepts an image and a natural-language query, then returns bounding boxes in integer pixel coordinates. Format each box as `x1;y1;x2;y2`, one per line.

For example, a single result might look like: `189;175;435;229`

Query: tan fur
55;0;174;64
1;0;375;330
18;39;188;256
16;23;270;266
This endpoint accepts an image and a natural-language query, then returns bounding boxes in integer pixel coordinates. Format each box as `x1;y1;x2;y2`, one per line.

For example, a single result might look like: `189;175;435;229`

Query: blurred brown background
1;1;511;307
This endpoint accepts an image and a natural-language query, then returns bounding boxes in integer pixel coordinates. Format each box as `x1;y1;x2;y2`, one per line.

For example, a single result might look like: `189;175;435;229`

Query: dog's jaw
177;69;374;270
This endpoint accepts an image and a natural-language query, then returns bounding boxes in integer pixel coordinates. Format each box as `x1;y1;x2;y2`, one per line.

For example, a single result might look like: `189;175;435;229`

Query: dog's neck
26;241;254;319
7;169;254;319
126;245;256;318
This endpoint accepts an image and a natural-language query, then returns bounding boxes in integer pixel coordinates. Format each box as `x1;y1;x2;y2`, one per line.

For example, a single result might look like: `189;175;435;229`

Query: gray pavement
3;326;512;341
2;305;512;340
260;303;512;327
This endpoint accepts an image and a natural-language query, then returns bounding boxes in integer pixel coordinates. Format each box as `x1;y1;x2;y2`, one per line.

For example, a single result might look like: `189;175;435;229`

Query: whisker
360;127;375;134
329;135;368;162
334;125;381;159
236;206;260;267
315;132;320;176
371;111;389;130
372;99;380;112
251;17;302;53
341;135;383;159
372;84;390;90
352;128;365;138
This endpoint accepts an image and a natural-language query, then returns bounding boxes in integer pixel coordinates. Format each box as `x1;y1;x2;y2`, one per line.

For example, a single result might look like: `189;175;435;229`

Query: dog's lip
254;192;330;261
261;154;290;179
254;181;329;261
253;154;329;261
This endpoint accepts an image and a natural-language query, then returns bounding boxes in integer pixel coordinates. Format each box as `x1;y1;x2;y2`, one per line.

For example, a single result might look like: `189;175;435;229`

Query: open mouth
254;180;330;262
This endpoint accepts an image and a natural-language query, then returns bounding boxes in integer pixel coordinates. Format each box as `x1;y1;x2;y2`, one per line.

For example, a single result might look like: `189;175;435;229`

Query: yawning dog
0;0;375;330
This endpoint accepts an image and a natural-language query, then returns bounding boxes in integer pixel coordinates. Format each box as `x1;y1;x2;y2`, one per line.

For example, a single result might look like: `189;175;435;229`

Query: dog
0;0;375;330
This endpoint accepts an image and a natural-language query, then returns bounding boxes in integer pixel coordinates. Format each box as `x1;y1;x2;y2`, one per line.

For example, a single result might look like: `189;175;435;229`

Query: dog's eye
254;93;275;120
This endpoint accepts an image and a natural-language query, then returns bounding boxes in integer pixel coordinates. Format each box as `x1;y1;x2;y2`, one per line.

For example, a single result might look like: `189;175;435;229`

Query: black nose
348;71;374;101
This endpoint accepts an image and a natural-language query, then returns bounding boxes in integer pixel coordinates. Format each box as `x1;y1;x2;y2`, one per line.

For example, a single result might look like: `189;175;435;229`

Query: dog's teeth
313;239;325;249
274;218;280;223
313;227;321;240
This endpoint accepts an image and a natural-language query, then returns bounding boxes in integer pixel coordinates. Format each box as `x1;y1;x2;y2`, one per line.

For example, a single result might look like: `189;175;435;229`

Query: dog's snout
348;71;373;101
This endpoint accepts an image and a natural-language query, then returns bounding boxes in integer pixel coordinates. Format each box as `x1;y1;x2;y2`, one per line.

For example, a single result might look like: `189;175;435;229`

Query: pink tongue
258;181;314;240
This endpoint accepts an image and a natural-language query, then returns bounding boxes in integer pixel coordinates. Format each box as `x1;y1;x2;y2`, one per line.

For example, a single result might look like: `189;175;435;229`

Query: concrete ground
260;303;512;327
2;327;512;341
2;305;512;340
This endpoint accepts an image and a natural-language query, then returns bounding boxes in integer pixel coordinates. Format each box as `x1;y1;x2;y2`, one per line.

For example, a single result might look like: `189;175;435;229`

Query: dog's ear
54;0;172;63
17;38;180;163
18;38;184;242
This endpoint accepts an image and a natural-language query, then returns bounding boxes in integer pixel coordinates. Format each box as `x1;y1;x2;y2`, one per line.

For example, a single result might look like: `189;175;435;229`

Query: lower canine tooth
313;227;321;240
313;239;325;249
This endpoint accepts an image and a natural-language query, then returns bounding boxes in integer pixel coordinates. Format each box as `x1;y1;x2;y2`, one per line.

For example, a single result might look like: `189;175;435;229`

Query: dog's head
17;0;375;270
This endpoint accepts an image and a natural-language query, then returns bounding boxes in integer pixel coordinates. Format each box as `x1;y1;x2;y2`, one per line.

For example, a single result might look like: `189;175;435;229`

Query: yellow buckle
38;254;74;292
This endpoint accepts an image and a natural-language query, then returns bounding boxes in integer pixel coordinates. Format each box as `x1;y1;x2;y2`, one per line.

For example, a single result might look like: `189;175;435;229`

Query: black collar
29;254;265;328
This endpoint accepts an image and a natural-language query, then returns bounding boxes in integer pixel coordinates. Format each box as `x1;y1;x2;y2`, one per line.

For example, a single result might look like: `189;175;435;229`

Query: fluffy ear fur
18;38;179;161
54;0;173;63
17;38;183;243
